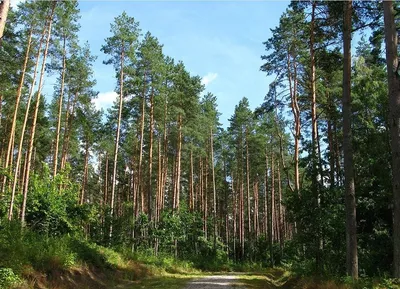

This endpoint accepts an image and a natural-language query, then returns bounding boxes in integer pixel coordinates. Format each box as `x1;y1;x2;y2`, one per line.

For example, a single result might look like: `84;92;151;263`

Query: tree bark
343;0;358;279
138;78;146;214
174;114;182;211
156;138;162;222
189;148;194;211
264;150;269;241
246;127;251;234
270;153;275;266
21;1;56;225
148;86;154;221
4;28;33;175
60;92;78;171
53;36;67;177
287;51;300;193
104;152;109;206
80;141;90;205
383;0;400;278
0;0;10;46
7;12;47;220
109;48;125;240
211;127;217;250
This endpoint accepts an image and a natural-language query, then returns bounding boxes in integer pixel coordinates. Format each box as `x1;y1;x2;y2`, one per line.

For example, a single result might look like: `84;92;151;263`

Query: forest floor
15;265;380;289
15;266;294;289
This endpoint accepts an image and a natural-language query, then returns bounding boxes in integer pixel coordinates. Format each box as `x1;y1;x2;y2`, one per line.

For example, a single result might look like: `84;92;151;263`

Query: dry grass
12;260;158;289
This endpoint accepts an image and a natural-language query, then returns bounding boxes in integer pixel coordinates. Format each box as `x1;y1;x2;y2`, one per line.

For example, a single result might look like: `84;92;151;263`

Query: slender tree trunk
278;161;284;252
53;36;67;177
148;87;154;221
246;127;251;234
156;138;162;222
204;156;208;239
287;52;301;193
310;0;319;198
200;158;203;216
383;0;400;278
232;175;237;260
60;92;78;171
343;0;358;279
211;127;217;250
21;2;56;225
138;81;146;214
80;141;90;205
223;156;229;253
270;153;275;266
334;120;342;185
7;13;47;220
1;27;32;193
21;150;28;193
60;95;70;170
174;114;182;211
240;181;244;259
254;181;259;237
4;28;33;176
110;49;125;240
104;152;109;206
265;150;269;240
327;117;336;188
310;1;322;272
0;0;10;46
190;148;194;211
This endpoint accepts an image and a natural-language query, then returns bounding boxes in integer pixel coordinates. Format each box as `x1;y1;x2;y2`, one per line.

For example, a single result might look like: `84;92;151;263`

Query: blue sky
70;1;289;127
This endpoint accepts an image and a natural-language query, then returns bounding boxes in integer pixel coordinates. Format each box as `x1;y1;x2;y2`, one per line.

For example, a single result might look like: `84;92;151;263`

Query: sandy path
184;275;245;289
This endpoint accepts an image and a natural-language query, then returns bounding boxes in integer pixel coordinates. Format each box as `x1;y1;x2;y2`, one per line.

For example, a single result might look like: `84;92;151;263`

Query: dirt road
184;275;245;288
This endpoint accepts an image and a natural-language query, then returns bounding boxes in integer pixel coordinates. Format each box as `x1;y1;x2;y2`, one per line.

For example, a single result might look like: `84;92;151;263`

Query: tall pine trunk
270;153;275;266
343;0;358;278
21;1;56;225
173;114;182;211
8;14;47;220
0;0;10;46
189;148;194;211
138;79;146;213
309;0;322;272
80;141;90;205
287;52;300;192
246;127;251;234
4;28;33;173
148;87;154;221
211;127;217;250
109;49;125;240
383;0;400;278
53;36;67;176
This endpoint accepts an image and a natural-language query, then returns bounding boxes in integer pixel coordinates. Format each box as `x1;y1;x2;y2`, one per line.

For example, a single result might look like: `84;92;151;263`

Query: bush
0;268;21;289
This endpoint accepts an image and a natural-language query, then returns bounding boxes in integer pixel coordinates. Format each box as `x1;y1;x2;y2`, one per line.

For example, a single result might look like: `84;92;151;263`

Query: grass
1;223;399;289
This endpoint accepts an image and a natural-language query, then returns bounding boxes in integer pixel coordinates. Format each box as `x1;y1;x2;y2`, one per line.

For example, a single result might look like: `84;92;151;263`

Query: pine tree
383;0;400;278
342;0;358;279
101;12;140;240
0;0;10;45
50;0;80;177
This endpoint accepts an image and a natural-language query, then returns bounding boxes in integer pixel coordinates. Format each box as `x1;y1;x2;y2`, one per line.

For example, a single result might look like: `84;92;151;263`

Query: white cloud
201;72;218;86
92;91;118;111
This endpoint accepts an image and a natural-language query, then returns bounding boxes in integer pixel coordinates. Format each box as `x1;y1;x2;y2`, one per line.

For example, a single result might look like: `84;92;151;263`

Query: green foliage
0;221;76;274
0;268;21;289
24;164;87;236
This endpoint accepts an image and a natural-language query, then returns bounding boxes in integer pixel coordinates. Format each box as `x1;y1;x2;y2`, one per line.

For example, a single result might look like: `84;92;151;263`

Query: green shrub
0;268;21;289
27;236;77;272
